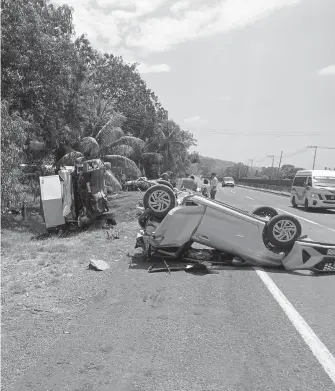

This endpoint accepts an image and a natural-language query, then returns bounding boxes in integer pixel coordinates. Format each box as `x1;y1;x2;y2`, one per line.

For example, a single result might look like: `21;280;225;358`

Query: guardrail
235;179;292;193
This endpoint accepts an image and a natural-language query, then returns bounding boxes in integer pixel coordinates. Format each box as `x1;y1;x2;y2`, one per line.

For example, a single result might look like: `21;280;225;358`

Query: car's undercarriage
135;184;335;273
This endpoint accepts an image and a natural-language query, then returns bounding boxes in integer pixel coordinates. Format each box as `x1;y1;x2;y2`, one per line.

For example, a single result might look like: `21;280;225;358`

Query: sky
52;0;335;169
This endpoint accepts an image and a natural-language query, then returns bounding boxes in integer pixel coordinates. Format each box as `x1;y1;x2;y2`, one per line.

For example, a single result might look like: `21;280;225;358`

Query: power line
250;145;335;169
183;129;325;137
307;145;335;169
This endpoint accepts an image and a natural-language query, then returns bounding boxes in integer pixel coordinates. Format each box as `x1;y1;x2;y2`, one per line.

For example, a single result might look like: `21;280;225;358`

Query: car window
306;177;312;187
293;176;306;187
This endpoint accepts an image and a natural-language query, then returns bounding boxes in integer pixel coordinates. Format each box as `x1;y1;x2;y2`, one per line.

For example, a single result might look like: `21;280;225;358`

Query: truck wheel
264;215;302;249
143;184;176;218
252;206;278;220
304;199;310;211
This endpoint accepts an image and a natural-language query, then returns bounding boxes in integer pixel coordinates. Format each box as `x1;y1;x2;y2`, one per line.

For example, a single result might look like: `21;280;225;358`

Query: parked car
222;177;235;187
135;184;335;272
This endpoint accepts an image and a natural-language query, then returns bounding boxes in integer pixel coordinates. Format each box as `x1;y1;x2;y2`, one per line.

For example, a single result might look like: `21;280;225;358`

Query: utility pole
276;150;283;178
307;146;317;169
267;155;275;168
248;159;253;178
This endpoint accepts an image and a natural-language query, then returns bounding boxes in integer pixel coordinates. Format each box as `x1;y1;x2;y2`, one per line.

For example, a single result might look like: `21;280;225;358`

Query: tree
1;0;197;204
225;163;249;179
189;151;201;164
1;102;29;211
280;164;305;179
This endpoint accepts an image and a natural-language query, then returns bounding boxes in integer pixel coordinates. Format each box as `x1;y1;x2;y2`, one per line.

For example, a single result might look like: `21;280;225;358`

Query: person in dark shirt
181;174;197;191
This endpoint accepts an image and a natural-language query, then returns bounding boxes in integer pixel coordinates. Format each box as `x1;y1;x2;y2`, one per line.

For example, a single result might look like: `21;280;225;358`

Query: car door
304;176;313;202
192;200;262;256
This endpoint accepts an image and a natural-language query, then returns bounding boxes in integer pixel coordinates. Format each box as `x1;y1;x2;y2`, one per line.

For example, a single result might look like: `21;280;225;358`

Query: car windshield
224;177;234;181
313;176;335;188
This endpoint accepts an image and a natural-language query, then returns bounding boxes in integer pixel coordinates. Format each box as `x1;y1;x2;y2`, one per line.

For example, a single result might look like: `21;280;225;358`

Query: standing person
189;175;198;191
181;174;197;191
201;179;210;197
210;172;218;199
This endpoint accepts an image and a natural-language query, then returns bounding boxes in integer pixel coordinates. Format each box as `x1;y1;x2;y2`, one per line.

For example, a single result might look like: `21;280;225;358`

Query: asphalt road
11;186;335;391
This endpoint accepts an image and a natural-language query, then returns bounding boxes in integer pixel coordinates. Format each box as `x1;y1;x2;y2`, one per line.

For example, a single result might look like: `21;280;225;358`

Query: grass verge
1;191;142;390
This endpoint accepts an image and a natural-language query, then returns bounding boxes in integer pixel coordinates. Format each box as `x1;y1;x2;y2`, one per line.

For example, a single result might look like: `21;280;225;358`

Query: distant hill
189;155;236;177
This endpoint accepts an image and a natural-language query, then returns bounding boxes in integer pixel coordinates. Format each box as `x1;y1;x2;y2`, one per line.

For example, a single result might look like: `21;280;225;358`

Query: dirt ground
1;191;143;391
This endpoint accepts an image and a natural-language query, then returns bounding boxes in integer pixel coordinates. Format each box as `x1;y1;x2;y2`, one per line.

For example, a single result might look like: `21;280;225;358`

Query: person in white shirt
210;173;218;199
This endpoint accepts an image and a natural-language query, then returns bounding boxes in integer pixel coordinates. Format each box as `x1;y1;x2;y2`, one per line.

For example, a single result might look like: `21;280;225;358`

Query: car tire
264;214;302;249
291;196;297;208
252;206;278;220
304;199;310;211
155;179;174;190
143;184;177;218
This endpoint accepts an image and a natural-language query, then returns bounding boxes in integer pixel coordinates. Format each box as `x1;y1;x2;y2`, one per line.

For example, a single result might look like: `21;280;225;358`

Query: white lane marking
255;268;335;385
245;196;254;200
277;208;335;233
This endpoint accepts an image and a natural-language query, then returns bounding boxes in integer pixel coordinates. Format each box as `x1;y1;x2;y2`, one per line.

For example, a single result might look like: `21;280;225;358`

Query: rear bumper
282;239;335;272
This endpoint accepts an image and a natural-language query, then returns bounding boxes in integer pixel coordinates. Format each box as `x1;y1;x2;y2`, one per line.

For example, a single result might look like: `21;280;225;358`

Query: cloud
137;63;171;74
170;0;190;13
318;65;335;76
126;0;301;53
51;0;301;55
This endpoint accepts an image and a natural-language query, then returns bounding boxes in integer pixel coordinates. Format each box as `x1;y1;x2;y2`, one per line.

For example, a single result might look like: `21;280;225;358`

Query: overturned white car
135;184;335;273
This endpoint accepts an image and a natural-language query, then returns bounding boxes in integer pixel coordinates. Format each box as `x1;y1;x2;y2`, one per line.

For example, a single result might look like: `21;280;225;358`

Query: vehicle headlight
311;193;322;199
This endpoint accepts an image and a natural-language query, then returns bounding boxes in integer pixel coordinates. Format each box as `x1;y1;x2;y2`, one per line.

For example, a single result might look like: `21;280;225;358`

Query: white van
291;170;335;210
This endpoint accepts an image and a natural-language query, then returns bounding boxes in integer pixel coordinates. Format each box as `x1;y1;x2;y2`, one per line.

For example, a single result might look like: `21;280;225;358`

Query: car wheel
264;215;302;249
304;199;310;211
291;196;297;208
143;184;177;218
252;206;278;221
155;179;174;190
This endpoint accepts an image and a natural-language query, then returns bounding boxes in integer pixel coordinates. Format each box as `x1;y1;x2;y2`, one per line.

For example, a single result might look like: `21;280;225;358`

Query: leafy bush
1;102;29;211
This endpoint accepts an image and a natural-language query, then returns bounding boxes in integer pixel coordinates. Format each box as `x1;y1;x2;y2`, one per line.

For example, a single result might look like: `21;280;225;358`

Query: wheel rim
148;190;171;212
272;220;297;242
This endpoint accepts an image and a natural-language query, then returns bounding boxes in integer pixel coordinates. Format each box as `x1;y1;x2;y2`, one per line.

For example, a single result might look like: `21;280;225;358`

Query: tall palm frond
103;155;141;178
104;169;122;192
78;137;100;159
141;152;162;165
110;136;145;152
56;151;84;166
110;144;134;158
96;124;125;148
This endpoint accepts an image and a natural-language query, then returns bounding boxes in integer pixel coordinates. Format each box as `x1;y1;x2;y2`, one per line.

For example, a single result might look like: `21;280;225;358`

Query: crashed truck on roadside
135;184;335;273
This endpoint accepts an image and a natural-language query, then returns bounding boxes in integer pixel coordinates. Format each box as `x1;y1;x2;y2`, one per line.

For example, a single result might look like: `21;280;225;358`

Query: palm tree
57;113;145;190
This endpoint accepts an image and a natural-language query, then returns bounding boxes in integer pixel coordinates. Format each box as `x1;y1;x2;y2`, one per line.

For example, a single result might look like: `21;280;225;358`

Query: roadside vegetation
1;0;198;216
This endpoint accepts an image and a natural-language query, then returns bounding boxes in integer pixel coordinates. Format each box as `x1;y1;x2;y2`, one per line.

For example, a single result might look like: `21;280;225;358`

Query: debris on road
106;230;120;240
148;263;211;274
88;259;110;271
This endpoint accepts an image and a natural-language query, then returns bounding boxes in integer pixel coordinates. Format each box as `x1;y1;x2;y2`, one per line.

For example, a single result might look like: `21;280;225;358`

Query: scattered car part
88;259;110;271
148;263;209;273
